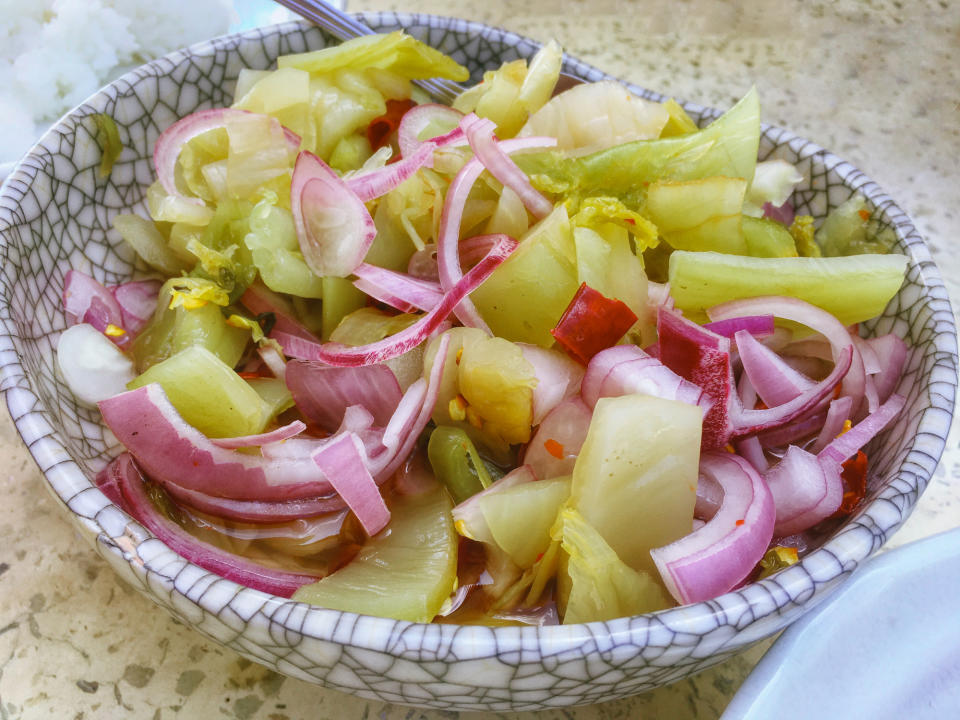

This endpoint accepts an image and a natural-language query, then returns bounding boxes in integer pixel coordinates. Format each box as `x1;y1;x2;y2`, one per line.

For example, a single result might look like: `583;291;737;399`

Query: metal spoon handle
271;0;462;104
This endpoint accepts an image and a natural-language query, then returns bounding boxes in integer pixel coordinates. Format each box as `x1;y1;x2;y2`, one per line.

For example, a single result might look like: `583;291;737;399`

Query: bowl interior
0;13;955;712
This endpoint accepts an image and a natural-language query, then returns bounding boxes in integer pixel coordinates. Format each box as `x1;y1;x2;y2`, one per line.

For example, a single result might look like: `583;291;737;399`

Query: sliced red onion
756;409;828;449
63;270;127;343
291;150;376;278
274;236;516;366
160;481;346;522
110;279;161;337
809;396;854;453
368;332;450;482
762;200;795;226
407;243;439;281
346;141;436;202
437;137;557;329
285;361;402;432
854;335;881;375
704;314;775;340
96;454;319;597
312;432;390;536
518;343;585;425
241;285;318;341
523;398;591;481
651;452;775;605
735;435;769;473
153;108;300;202
581;344;711;414
735;329;815;407
765;445;843;536
867;334;907;402
782;336;834;363
462;113;554;219
99;384;336;502
397;103;466;158
694;473;723;521
818;393;906;467
731;346;853;435
208;420;306;449
657;307;734;449
352;263;443;313
457;234;505;269
709;296;866;409
258;345;288;381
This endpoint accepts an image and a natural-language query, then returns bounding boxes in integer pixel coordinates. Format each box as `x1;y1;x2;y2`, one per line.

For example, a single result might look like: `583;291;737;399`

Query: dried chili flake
834;450;869;516
543;438;565;459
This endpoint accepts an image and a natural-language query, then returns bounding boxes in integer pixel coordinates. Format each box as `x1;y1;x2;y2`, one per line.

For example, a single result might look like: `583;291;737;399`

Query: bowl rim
0;12;956;663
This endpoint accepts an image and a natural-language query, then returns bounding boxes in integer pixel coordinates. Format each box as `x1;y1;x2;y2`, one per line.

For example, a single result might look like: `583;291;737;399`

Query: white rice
0;0;235;161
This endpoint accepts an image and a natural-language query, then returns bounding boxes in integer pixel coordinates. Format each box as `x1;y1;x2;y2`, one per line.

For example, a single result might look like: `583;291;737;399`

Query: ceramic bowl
0;14;955;712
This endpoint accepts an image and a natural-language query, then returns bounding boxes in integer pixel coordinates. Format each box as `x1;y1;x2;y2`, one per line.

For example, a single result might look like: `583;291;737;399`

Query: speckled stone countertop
1;1;958;718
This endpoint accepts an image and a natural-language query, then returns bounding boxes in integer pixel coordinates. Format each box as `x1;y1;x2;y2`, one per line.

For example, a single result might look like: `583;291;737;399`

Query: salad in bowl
1;14;952;711
59;31;909;624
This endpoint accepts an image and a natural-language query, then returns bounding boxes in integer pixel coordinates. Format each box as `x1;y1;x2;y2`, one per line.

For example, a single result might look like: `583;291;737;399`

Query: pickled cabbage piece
479;476;571;568
278;31;469;82
370;169;447;264
127;346;265;438
516;86;760;208
458;335;537;445
328;134;373;173
244;197;324;298
816;194;897;256
741;216;798;258
146;180;214;226
292;481;458;623
572;224;649;338
112;214;190;276
659;98;699;137
559;507;670;624
520;80;669;155
644;176;747;254
91;113;123;178
471;205;579;347
571;394;700;577
483;186;529;239
233;67;315;153
571;196;659;252
329;307;419;346
246;376;295;429
453;40;562;138
668;250;908;326
132;287;249;372
176;127;229;203
743;159;803;217
320;277;367;341
422;329;519;464
189;199;259;303
308;73;389;161
221;112;296;202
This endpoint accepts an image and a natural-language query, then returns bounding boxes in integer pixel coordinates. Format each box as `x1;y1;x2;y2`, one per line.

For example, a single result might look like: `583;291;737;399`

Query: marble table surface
1;0;958;717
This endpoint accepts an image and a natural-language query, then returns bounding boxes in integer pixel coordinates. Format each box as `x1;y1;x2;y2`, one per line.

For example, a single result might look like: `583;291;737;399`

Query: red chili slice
367;98;418;153
835;450;869;515
550;283;638;365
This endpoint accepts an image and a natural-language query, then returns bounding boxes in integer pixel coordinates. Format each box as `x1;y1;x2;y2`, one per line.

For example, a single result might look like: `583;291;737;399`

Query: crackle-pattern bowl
0;14;956;712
